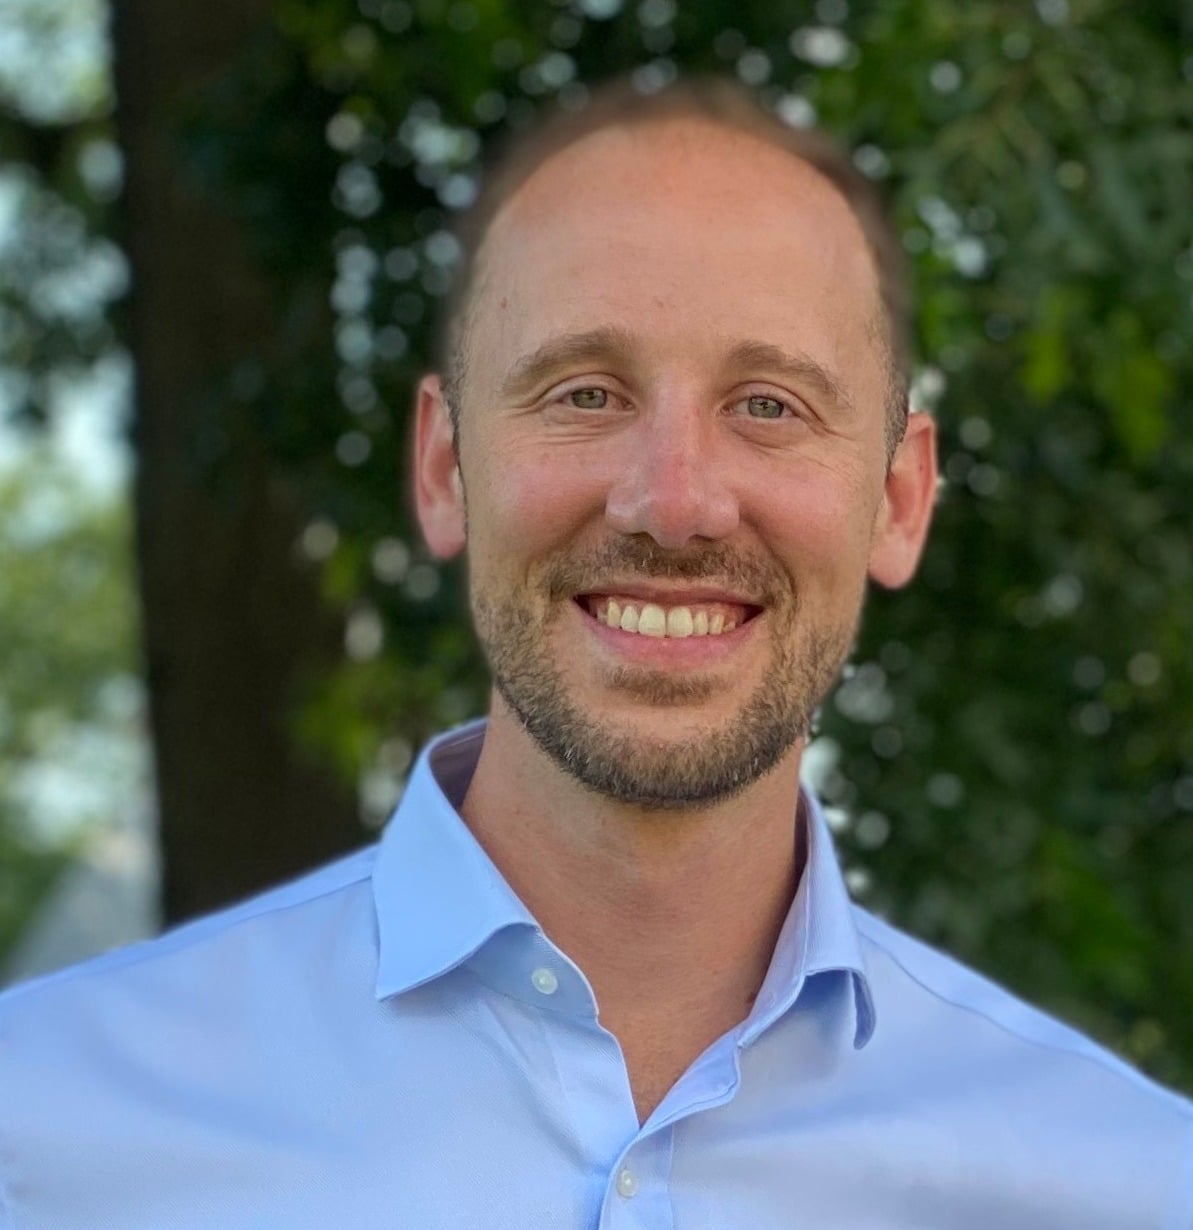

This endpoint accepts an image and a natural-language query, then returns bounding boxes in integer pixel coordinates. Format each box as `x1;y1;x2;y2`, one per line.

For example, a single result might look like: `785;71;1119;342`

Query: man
1;76;1190;1229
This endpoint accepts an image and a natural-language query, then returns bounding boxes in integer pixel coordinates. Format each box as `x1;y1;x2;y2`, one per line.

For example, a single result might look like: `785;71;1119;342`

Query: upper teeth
595;598;739;637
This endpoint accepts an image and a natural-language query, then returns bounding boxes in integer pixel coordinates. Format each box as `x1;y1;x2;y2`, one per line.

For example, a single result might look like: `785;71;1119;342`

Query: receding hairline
473;110;881;321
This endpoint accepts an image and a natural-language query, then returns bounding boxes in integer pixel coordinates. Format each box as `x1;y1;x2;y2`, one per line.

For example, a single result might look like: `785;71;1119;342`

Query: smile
582;595;758;638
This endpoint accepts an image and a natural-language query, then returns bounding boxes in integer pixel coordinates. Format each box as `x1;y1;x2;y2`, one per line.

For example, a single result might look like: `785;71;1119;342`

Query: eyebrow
499;327;639;401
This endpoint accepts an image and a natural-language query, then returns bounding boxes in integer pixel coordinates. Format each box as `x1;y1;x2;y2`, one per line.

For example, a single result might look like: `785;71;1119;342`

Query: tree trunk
112;1;361;923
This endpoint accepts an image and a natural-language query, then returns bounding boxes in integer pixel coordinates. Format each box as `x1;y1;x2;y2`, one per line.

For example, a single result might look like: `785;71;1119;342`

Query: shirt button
530;967;558;995
616;1168;638;1198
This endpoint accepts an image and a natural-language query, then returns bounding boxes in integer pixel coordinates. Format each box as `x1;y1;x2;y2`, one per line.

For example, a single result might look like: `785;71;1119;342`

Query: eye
567;387;608;410
735;394;791;420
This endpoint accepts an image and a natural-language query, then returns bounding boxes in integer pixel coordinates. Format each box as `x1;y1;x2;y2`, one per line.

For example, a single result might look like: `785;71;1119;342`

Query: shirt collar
373;721;535;1000
372;722;875;1048
744;789;876;1049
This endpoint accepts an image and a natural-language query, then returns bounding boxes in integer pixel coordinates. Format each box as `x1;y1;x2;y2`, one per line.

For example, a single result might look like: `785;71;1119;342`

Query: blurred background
0;0;1190;1090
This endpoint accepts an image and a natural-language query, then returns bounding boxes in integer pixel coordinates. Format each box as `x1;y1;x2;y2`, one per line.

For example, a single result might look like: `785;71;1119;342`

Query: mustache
543;537;791;606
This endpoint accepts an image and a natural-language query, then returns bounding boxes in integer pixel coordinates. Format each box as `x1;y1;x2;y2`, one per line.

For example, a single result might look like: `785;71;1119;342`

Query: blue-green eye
743;395;787;419
568;388;608;409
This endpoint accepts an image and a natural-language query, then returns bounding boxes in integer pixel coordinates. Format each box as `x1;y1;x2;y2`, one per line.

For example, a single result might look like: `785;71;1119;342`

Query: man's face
417;118;935;808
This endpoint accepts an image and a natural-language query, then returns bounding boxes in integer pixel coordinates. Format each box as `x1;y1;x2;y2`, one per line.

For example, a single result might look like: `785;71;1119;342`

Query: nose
604;399;740;548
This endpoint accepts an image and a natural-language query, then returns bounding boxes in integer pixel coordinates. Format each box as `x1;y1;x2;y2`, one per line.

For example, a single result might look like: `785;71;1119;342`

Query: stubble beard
471;538;859;811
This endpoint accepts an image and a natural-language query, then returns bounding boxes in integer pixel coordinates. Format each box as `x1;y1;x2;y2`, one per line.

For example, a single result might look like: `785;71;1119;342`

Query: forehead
466;117;885;387
494;116;853;224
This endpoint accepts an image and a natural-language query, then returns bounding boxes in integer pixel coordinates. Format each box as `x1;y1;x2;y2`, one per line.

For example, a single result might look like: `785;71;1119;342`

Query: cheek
465;438;609;563
758;462;879;582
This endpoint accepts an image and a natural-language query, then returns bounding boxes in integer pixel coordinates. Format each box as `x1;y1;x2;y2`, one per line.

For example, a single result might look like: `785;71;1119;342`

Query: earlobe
413;374;467;559
867;411;938;589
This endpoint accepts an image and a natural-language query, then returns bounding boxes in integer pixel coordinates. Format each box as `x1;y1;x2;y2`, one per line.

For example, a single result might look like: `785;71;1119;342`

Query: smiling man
1;76;1190;1230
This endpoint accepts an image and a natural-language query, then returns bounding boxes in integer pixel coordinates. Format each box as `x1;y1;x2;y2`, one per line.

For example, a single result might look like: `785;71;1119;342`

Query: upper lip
575;583;765;607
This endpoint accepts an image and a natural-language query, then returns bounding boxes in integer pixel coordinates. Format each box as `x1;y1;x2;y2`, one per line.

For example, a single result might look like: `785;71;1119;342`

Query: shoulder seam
0;845;378;1007
854;907;1193;1121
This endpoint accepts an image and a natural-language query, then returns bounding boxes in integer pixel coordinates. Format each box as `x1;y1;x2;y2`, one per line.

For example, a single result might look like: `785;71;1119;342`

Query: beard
470;536;859;810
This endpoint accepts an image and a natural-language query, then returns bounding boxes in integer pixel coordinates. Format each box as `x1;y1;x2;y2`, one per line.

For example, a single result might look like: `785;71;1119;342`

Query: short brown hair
437;74;911;456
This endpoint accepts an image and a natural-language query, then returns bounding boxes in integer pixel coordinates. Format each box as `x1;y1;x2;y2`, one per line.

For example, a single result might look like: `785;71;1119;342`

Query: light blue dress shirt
1;720;1190;1229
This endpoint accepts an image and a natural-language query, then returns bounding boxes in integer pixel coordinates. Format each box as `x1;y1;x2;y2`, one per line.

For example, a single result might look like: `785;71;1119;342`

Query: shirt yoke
853;904;1193;1122
0;844;380;1012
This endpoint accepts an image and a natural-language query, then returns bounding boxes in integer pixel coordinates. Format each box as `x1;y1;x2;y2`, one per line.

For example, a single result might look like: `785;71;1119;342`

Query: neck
459;703;806;1040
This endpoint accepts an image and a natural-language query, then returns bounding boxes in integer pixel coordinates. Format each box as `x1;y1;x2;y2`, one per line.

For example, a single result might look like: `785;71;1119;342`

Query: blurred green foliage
0;454;140;958
3;0;1191;1090
0;0;135;966
0;0;122;425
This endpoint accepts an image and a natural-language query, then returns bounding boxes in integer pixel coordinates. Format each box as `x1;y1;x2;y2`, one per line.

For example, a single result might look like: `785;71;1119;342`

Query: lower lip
572;601;757;666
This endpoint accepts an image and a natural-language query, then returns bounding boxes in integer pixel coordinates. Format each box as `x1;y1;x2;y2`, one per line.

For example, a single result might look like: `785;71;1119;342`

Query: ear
413;374;466;559
867;411;938;589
